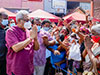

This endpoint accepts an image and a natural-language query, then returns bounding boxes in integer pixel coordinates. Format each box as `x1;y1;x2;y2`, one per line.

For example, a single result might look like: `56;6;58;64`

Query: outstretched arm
84;36;100;74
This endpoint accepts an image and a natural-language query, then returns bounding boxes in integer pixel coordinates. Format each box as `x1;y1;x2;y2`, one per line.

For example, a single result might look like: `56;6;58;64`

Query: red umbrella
0;8;16;22
29;9;60;22
0;8;16;17
63;12;86;22
93;18;100;22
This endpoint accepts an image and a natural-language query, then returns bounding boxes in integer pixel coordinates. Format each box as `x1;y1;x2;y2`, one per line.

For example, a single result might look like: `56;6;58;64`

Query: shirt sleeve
46;32;53;41
6;29;19;48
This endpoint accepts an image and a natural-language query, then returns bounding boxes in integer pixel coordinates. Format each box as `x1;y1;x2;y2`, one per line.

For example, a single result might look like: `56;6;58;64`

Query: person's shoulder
6;26;17;34
4;26;9;29
6;27;13;34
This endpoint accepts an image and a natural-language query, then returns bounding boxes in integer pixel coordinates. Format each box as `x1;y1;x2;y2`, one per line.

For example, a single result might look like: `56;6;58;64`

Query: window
28;0;42;1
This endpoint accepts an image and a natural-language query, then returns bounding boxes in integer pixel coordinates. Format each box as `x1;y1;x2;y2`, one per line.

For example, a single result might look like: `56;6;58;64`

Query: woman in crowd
83;24;100;75
47;27;69;75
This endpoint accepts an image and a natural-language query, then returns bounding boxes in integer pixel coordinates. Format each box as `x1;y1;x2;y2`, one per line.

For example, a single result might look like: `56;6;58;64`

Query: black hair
62;18;64;21
66;28;69;35
8;19;14;24
71;33;78;40
42;19;51;25
31;18;41;24
31;19;34;24
71;34;76;37
0;13;2;17
60;34;65;42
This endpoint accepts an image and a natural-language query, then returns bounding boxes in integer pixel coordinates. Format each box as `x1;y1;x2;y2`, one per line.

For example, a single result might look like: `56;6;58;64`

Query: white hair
16;10;29;22
91;24;100;34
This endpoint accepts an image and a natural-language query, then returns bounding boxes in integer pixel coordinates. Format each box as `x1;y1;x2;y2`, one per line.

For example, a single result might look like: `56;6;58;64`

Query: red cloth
0;8;16;17
0;23;6;29
63;12;86;22
29;9;60;22
58;21;63;26
64;35;68;40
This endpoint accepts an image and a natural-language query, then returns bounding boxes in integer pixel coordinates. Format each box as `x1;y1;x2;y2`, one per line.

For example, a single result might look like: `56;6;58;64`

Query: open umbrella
63;12;86;23
0;8;16;22
0;8;16;17
29;9;60;22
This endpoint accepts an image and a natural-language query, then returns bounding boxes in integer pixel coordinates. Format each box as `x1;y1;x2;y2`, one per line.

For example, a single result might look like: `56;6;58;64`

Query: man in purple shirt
33;19;56;75
5;10;39;75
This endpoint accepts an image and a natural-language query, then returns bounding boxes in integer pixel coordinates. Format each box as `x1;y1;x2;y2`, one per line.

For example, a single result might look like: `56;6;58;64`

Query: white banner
52;0;66;9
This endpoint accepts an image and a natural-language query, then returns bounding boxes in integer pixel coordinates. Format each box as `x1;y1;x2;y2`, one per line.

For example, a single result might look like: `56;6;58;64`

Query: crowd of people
0;10;100;75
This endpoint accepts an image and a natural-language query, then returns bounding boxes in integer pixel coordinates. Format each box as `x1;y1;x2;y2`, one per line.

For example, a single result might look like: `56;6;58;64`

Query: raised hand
42;35;49;45
51;22;57;28
84;36;93;50
54;50;60;55
30;25;38;39
55;33;60;41
63;39;70;46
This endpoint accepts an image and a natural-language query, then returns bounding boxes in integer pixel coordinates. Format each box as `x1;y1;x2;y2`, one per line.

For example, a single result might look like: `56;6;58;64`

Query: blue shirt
48;45;66;69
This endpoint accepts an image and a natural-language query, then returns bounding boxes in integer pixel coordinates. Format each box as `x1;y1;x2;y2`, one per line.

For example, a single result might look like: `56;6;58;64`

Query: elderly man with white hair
84;24;100;75
5;10;39;75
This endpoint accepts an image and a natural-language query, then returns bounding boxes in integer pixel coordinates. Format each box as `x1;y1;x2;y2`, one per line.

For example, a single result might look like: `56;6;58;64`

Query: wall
22;0;44;11
0;0;22;8
67;0;90;2
0;0;44;12
80;2;90;10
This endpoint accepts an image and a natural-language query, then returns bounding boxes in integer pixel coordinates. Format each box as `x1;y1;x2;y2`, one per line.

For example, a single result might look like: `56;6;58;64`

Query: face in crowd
42;20;51;31
16;10;31;30
2;13;8;26
91;25;100;43
8;19;15;27
60;27;69;36
60;27;69;41
32;18;42;32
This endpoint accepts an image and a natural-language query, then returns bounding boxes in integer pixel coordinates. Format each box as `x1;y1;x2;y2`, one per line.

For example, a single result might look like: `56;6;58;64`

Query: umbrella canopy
0;8;16;17
29;9;60;22
93;18;100;22
63;12;86;22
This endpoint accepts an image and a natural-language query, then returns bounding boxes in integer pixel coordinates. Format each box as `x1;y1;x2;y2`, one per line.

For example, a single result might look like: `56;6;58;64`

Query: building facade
44;0;67;16
67;0;90;2
67;0;90;12
80;2;90;10
0;0;44;12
